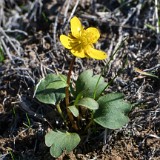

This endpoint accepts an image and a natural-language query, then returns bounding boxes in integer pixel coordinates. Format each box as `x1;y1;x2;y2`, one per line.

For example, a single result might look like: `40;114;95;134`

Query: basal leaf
35;74;67;105
68;105;79;117
76;97;99;110
75;70;107;99
94;93;132;129
45;130;80;158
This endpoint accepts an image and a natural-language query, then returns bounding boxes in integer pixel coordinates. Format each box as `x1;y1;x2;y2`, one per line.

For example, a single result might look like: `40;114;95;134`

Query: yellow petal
85;46;107;60
70;16;83;38
85;27;100;43
60;35;72;49
71;45;86;58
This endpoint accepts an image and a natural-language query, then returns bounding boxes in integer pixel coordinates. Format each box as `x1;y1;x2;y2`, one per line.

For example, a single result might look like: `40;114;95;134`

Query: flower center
78;31;90;47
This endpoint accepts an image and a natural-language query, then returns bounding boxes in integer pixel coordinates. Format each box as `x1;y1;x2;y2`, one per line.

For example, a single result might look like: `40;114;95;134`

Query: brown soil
0;0;160;160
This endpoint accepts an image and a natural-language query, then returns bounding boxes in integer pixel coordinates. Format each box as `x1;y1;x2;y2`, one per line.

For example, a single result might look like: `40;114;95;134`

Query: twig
113;8;136;54
143;64;160;72
0;0;5;26
0;27;21;56
26;0;43;21
108;34;116;57
53;14;59;54
63;0;80;31
155;0;160;34
4;29;28;36
52;0;71;56
134;1;143;27
63;0;71;24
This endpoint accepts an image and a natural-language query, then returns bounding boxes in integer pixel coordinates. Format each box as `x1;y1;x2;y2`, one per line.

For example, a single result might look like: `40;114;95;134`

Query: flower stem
65;57;78;130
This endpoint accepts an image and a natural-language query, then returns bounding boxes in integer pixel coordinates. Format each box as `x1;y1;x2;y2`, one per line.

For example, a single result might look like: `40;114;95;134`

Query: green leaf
35;74;67;105
45;130;80;158
75;70;107;99
74;90;86;105
46;75;67;89
94;93;132;129
0;47;4;62
76;97;99;110
68;105;79;117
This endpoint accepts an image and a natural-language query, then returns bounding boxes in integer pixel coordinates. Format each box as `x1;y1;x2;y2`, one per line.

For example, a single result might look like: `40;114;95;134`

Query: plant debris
0;0;160;159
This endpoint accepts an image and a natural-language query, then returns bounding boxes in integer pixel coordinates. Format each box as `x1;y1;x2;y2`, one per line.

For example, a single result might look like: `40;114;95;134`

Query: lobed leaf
75;70;107;99
94;93;132;129
35;74;67;105
45;130;80;158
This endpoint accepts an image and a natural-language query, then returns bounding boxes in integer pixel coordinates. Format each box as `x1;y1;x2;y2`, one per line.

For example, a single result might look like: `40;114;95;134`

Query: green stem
84;120;93;132
56;103;65;121
65;57;78;130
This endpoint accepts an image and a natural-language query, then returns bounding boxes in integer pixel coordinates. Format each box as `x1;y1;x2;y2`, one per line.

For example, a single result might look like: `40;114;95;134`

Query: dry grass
0;0;160;159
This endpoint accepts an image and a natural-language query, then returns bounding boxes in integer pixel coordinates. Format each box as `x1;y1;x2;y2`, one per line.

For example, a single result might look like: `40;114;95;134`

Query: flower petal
85;46;107;60
85;27;100;43
70;16;83;38
71;46;86;58
60;35;72;49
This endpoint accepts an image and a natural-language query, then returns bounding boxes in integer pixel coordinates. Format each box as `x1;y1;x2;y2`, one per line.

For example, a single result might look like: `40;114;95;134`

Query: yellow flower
60;16;107;60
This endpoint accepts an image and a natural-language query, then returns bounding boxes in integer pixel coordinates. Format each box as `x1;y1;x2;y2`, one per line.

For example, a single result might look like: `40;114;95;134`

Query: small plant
34;16;132;158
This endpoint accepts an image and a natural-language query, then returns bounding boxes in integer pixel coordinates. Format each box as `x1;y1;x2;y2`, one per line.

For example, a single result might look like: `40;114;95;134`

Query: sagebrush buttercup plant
60;16;107;60
35;16;131;158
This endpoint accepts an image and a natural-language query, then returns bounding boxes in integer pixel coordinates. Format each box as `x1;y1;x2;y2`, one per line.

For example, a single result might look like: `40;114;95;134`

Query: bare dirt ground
0;0;160;159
